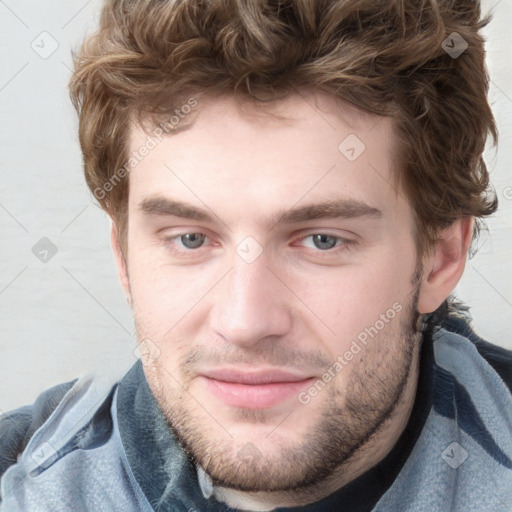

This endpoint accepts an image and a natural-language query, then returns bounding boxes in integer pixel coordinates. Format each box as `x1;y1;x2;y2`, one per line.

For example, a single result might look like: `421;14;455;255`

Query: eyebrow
138;196;383;226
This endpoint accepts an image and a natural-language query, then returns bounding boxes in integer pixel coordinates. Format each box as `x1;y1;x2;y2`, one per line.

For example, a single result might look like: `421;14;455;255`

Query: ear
417;216;474;314
110;220;132;306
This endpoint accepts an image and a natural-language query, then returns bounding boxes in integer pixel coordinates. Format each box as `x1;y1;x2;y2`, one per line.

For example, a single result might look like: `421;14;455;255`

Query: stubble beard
141;282;423;494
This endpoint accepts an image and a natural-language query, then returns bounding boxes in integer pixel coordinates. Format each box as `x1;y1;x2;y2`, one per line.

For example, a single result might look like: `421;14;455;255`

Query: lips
199;368;315;408
201;368;312;385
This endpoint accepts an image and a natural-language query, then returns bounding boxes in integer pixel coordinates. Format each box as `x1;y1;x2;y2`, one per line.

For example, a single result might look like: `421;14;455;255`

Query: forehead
126;90;405;223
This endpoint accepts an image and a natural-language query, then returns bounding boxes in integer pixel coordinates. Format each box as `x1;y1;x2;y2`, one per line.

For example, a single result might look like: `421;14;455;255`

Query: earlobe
417;217;474;314
110;221;132;306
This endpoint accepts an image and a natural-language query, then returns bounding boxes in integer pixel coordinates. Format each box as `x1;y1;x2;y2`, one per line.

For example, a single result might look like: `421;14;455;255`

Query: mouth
198;368;316;409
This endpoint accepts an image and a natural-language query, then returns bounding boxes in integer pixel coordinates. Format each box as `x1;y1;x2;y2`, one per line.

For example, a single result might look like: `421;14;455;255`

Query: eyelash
163;232;355;256
297;234;353;251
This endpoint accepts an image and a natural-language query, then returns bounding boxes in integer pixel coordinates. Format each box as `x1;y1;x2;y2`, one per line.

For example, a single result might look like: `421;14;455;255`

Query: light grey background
0;0;511;413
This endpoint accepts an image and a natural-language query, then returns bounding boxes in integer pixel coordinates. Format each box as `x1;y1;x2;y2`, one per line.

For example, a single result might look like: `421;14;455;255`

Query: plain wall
0;0;511;413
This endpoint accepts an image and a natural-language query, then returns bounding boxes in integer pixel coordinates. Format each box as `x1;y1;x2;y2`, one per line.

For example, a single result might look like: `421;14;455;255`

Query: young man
1;0;511;510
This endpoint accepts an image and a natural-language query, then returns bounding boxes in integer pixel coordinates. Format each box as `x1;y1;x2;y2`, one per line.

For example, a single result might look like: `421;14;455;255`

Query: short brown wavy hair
69;0;498;260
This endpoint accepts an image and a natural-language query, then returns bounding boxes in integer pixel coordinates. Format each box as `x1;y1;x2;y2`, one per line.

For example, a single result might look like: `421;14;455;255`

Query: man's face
123;91;423;492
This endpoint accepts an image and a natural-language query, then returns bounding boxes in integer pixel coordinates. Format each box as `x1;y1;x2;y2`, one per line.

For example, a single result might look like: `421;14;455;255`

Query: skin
111;90;473;510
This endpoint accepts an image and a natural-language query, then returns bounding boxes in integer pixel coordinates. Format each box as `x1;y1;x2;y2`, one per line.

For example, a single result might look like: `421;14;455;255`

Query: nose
210;254;293;348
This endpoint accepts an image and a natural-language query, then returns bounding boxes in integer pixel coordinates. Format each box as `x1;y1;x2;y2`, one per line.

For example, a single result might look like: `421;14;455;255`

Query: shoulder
0;380;76;481
439;311;512;393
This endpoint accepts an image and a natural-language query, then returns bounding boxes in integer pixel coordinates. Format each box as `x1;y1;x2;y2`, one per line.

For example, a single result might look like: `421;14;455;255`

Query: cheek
295;250;416;345
129;261;208;379
127;250;211;342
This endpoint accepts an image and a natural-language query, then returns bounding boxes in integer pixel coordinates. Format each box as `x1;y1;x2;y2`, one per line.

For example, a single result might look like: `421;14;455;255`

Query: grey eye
180;233;206;249
312;234;338;250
